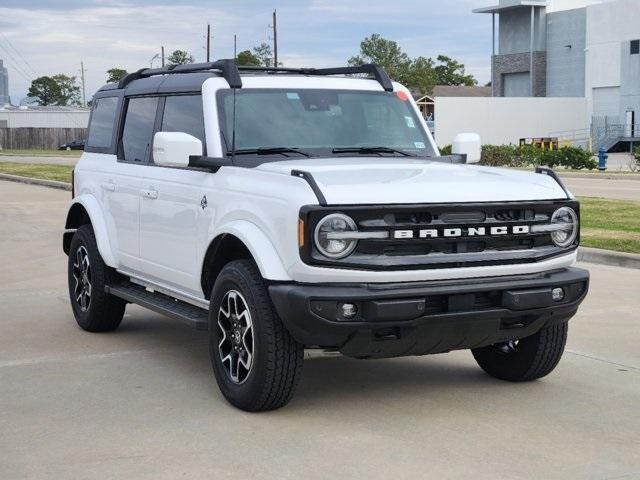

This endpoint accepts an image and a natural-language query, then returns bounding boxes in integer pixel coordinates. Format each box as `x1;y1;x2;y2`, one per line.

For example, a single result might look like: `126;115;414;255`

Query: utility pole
206;24;211;62
233;34;237;59
161;46;165;67
272;10;278;67
80;61;86;107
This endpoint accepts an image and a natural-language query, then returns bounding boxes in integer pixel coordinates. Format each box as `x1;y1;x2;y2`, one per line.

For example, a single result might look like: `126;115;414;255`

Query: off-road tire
68;224;126;332
209;259;304;412
472;321;568;382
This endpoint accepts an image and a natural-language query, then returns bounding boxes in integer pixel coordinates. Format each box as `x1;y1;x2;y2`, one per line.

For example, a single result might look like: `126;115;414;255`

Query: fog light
341;303;357;319
551;287;565;302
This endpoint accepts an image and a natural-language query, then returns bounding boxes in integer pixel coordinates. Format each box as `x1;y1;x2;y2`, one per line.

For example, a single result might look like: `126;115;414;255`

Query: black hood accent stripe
291;170;327;206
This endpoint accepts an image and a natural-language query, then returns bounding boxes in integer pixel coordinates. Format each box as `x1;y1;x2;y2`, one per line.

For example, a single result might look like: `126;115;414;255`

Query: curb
558;172;640;181
0;173;71;191
578;246;640;269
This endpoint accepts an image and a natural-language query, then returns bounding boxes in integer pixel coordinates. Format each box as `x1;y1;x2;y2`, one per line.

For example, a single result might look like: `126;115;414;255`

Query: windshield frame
215;87;437;162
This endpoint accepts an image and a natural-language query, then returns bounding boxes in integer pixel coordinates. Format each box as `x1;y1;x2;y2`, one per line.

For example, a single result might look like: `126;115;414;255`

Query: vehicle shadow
113;308;501;412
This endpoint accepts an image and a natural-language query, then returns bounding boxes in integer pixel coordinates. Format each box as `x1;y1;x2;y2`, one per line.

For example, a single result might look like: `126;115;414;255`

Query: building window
631;40;640;55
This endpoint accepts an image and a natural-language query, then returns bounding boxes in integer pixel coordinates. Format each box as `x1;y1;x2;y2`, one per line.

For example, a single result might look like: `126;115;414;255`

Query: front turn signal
298;218;305;248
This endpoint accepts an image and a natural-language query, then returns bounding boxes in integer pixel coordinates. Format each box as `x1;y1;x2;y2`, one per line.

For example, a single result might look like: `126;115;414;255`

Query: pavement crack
566;349;640;371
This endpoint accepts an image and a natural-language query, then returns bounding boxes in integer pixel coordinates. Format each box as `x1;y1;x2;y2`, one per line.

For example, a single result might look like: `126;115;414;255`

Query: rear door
107;96;159;271
138;94;210;295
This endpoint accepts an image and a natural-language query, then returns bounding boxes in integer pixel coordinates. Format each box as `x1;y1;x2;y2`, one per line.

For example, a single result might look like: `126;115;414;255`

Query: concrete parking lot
1;181;639;480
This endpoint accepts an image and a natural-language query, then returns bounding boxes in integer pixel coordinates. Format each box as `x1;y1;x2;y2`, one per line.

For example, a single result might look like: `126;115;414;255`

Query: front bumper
269;267;589;358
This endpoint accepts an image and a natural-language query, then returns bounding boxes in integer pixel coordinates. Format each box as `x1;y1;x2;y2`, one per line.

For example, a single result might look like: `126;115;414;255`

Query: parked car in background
58;139;85;151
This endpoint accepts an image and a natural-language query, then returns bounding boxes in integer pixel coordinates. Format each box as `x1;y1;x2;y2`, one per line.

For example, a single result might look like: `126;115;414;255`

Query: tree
27;74;81;106
51;74;81;106
27;76;60;106
433;55;477;87
348;34;412;86
348;34;477;94
252;42;274;67
167;50;194;66
106;68;128;83
236;50;262;66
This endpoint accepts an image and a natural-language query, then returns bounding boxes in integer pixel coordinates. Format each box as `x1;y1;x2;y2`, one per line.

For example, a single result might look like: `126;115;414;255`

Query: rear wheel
472;321;568;382
67;224;126;332
209;259;304;411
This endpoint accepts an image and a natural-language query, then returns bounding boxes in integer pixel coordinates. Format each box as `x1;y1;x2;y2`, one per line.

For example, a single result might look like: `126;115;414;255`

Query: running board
106;282;209;331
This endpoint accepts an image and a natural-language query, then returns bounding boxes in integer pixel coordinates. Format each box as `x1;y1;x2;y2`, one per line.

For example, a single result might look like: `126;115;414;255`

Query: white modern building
474;0;640;149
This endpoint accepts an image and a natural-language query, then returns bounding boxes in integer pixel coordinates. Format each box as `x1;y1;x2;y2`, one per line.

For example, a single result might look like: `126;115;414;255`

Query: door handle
140;189;158;200
101;181;116;192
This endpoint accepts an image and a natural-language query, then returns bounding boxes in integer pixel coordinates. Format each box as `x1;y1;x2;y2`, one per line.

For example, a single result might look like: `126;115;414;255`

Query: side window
121;97;159;162
161;95;205;148
631;40;640;55
87;97;118;149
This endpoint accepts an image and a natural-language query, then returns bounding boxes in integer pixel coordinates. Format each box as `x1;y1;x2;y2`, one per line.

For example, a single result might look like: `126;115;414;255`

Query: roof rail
236;64;394;91
116;60;393;92
117;59;242;89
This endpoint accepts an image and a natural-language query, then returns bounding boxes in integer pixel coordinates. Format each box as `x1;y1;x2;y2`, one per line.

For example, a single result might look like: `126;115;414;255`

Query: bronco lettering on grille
393;225;530;239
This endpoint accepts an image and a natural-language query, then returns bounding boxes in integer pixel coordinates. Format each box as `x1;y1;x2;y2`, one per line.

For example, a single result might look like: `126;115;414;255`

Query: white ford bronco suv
64;60;589;411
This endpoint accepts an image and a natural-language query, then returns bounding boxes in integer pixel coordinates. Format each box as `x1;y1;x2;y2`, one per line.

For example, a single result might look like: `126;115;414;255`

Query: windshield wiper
228;147;313;158
331;146;416;157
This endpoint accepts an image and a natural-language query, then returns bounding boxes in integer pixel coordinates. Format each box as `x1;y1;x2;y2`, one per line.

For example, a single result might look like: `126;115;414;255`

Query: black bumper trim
268;267;589;358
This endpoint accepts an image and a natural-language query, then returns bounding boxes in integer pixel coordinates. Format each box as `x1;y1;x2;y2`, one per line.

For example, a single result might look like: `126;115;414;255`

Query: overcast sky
0;0;597;104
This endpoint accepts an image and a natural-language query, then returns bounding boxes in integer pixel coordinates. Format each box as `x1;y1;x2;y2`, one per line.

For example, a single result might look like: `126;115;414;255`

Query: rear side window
631;39;640;55
121;97;159;162
161;95;205;147
87;97;118;149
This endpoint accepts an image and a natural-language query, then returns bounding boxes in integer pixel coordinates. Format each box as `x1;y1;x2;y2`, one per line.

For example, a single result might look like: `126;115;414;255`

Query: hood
255;158;569;205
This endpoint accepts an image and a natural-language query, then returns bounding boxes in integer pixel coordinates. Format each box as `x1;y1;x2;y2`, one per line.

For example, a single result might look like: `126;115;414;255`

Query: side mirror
153;132;203;168
452;133;481;164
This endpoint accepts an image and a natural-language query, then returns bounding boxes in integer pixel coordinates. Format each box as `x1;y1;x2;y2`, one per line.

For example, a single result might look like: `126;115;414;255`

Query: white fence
433;97;589;147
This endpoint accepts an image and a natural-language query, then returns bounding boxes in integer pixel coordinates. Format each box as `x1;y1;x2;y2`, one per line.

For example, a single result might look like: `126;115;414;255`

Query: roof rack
118;59;242;89
236;64;394;91
117;60;393;91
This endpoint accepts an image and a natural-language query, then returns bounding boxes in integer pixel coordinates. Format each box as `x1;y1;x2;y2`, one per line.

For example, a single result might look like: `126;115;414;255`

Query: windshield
217;89;434;158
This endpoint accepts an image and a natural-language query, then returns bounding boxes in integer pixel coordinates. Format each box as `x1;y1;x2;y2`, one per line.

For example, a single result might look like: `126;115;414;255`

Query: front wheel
472;321;568;382
209;259;304;412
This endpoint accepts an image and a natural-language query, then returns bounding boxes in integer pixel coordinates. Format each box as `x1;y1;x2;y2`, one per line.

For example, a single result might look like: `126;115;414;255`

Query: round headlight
314;213;358;259
550;207;578;247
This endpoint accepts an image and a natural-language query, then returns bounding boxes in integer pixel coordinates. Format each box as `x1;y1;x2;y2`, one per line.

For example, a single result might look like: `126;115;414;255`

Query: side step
106;282;209;331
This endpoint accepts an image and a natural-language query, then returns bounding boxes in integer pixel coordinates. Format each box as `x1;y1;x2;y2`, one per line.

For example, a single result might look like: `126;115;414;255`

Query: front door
138;94;210;296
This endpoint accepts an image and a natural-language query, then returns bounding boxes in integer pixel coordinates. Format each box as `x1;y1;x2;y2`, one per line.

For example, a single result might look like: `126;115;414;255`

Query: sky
0;0;605;105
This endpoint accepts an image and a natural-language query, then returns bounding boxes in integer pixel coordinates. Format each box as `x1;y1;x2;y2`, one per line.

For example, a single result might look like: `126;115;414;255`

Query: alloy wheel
217;290;254;384
72;245;92;312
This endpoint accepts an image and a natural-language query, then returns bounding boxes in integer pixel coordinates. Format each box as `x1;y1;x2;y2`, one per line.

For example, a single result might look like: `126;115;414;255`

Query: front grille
300;200;579;270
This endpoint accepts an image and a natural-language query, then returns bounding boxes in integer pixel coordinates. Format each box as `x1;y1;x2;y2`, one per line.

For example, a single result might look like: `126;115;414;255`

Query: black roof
95;60;393;98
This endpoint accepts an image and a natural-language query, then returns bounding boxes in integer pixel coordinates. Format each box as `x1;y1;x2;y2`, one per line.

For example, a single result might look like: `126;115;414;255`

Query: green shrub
439;144;452;155
480;145;517;167
477;144;596;170
634;145;640;162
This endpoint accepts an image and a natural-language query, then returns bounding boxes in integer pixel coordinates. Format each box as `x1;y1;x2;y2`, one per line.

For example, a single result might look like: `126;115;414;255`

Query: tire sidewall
209;266;270;409
68;227;95;325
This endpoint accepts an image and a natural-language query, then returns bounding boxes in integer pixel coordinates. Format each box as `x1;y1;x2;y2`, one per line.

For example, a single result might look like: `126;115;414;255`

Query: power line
1;33;36;75
0;41;33;81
